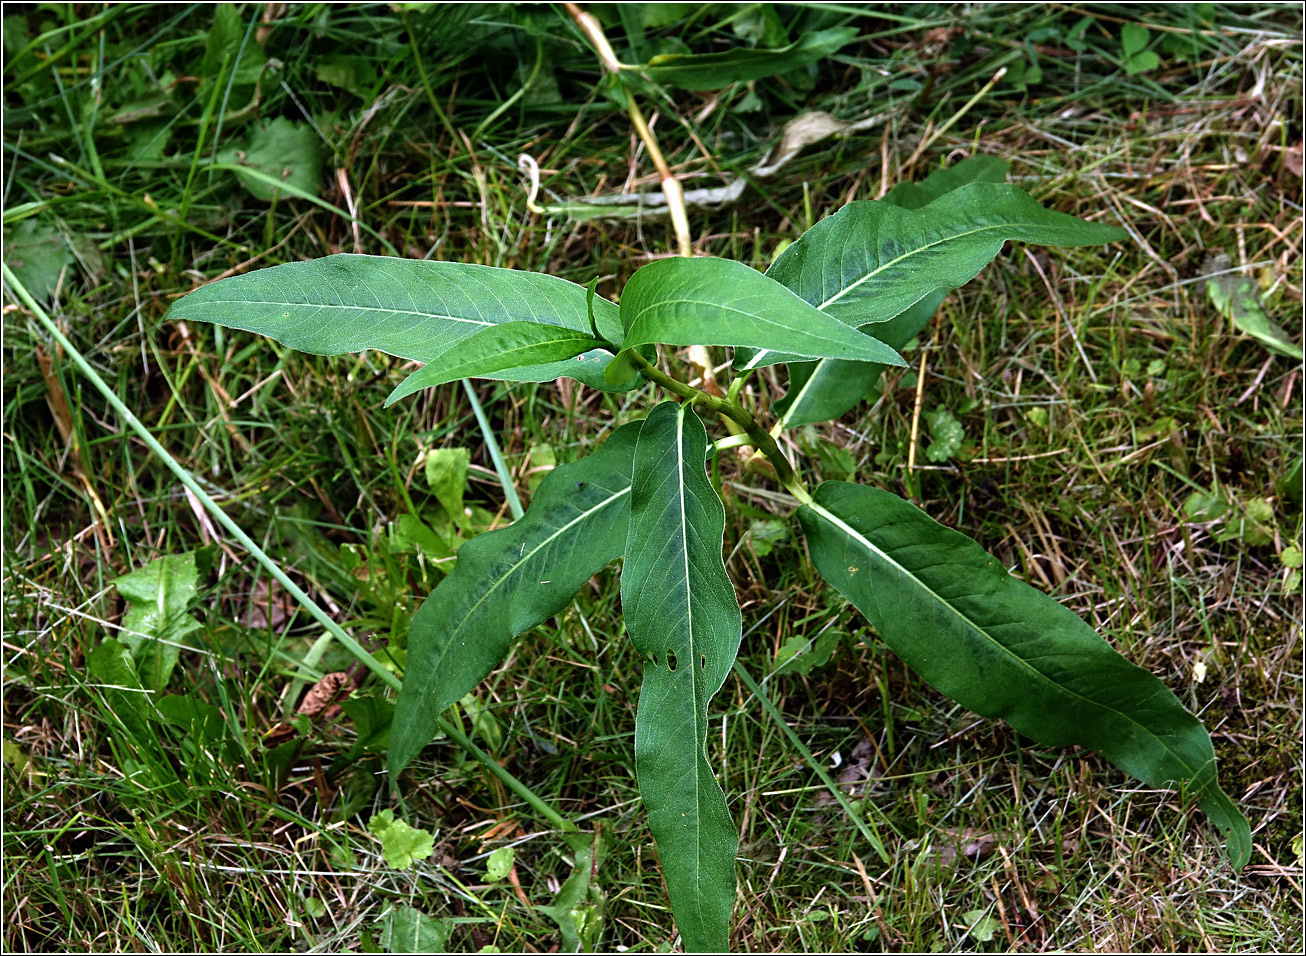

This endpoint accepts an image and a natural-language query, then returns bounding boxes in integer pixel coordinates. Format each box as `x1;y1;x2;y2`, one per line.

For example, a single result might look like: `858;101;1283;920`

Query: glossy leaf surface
799;481;1251;869
389;422;642;777
773;287;946;429
880;154;1010;211
623;402;741;952
166;254;632;391
385;323;607;404
607;256;903;384
741;182;1126;369
773;156;1008;427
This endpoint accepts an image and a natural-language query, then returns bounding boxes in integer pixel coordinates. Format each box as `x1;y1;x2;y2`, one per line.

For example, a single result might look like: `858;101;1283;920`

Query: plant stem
624;99;693;257
3;263;574;833
629;350;811;503
725;368;754;405
564;2;693;257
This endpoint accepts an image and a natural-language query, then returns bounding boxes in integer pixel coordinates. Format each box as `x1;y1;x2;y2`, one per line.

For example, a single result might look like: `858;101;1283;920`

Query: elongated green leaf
113;550;210;694
166;254;635;392
607;256;904;384
623;401;741;952
774;291;945;428
389;422;642;777
632;26;858;90
880;154;1010;211
741;182;1126;369
385;323;607;405
773;156;1009;428
1204;253;1303;359
798;482;1251;869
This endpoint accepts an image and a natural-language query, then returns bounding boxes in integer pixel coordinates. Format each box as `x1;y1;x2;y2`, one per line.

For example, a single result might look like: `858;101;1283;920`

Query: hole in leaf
700;654;706;670
666;651;677;672
650;653;658;667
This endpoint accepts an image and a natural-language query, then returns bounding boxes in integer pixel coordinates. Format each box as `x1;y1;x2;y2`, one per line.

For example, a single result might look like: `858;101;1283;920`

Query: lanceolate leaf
1204;252;1304;360
166;254;634;392
773;290;946;428
623;402;741;952
385;324;607;405
389;422;642;777
632;26;858;91
773;156;1009;428
741;182;1126;369
607;256;904;385
880;154;1010;211
798;482;1251;869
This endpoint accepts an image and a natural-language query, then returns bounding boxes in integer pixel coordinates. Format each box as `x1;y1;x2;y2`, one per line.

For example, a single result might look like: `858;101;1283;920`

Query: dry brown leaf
240;578;295;629
929;827;1003;866
1284;142;1303;179
298;672;352;719
36;345;115;547
753;111;851;177
682;345;723;396
36;345;75;450
814;738;882;806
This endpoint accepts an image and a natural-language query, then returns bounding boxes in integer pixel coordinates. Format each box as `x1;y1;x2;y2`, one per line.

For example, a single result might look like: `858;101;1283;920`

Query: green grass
4;3;1302;952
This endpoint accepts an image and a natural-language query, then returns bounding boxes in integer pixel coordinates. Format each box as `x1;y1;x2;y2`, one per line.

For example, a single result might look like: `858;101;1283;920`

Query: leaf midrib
806;497;1213;783
181;298;495;327
627;296;895;359
817;218;1050;311
747;215;1076;370
428;331;602;373
422;482;631;685
670;404;711;923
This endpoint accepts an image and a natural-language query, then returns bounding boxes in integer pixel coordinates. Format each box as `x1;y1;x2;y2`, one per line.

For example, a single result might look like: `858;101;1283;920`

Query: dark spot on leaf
575;481;586;490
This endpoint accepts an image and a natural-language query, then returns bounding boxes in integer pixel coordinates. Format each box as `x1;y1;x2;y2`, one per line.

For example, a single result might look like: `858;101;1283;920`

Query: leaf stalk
628;349;808;500
565;2;693;257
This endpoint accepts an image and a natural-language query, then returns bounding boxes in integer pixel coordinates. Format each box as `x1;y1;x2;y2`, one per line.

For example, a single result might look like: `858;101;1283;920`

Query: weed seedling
164;161;1250;951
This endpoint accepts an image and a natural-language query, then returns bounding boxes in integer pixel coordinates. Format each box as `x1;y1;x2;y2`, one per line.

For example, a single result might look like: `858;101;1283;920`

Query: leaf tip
383;382;409;408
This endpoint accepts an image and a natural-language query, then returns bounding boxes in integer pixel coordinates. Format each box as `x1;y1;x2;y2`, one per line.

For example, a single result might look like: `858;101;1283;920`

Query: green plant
163;162;1251;951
